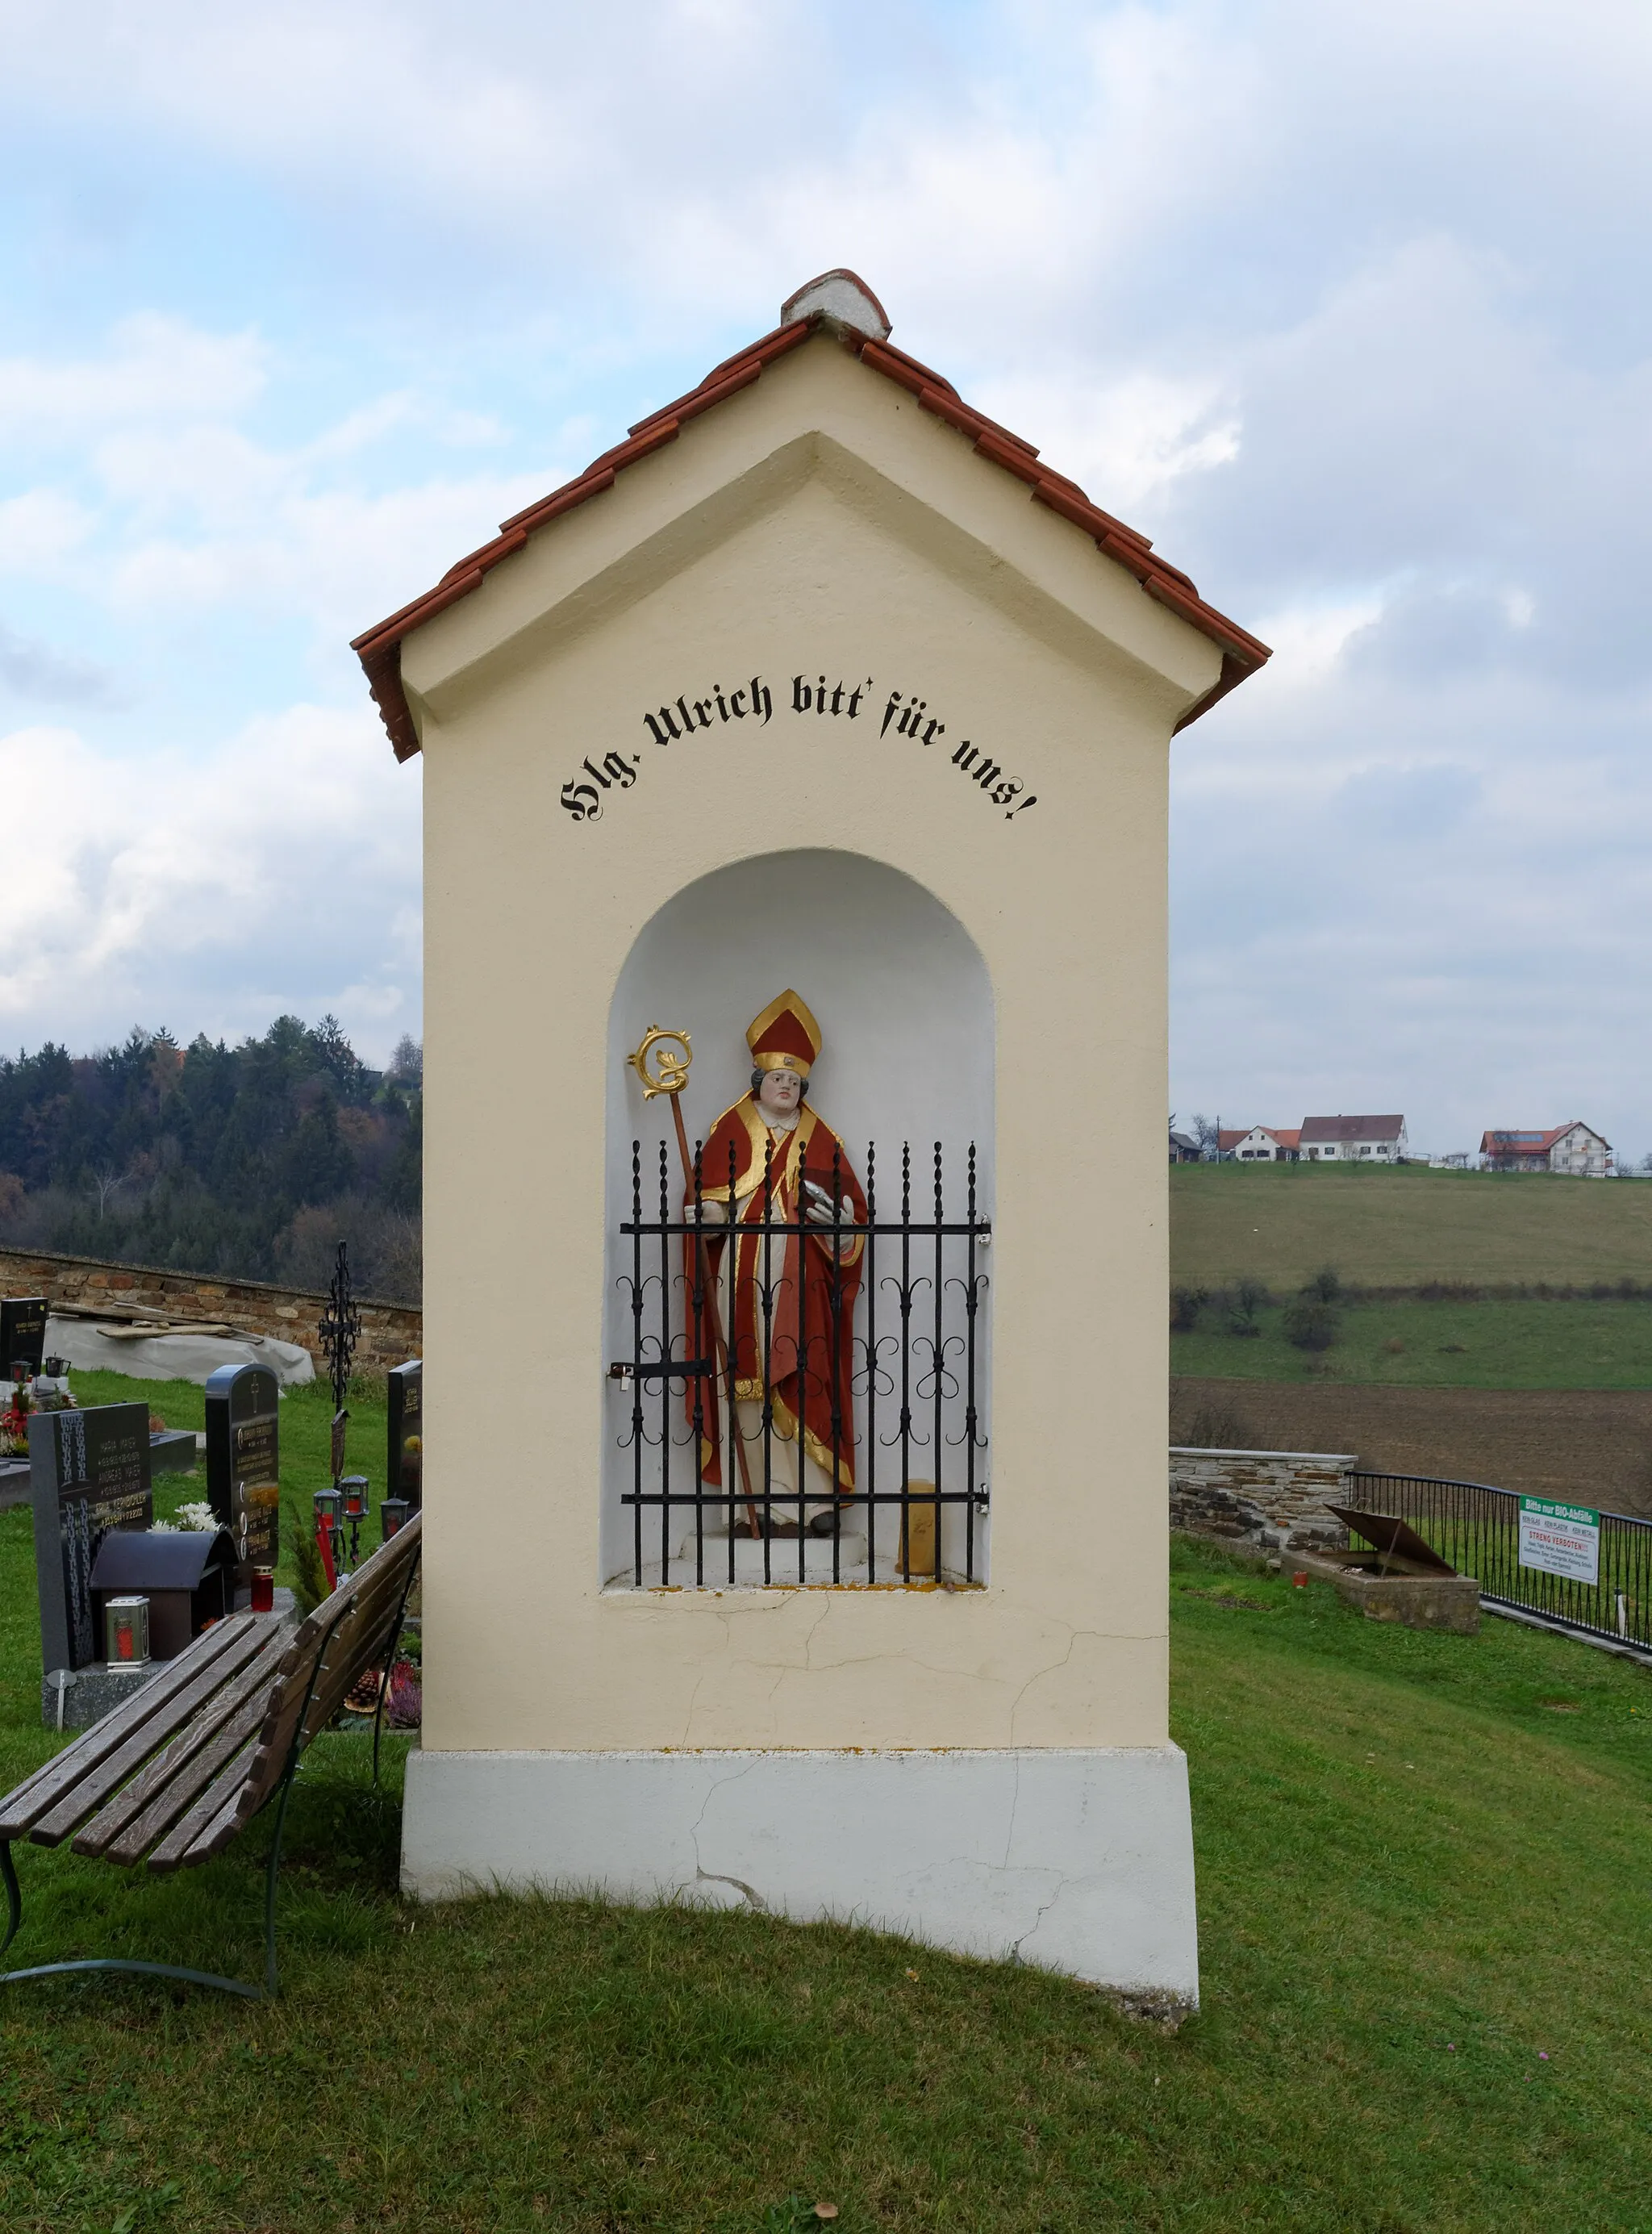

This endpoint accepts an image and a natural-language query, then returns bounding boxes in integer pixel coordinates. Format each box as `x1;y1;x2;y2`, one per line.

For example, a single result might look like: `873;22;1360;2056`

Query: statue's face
757;1067;803;1116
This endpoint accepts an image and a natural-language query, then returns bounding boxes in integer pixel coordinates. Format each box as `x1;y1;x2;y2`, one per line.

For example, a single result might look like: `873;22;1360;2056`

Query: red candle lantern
104;1595;151;1666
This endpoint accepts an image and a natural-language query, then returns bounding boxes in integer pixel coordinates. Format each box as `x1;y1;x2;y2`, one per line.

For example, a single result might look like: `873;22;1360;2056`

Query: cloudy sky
1;1;1648;1155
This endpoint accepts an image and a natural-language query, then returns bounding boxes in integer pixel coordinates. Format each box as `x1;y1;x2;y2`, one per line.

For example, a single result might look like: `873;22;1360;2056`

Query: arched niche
602;847;995;1587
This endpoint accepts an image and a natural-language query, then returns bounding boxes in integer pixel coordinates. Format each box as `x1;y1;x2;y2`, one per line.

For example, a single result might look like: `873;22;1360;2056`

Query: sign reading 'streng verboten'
1518;1497;1600;1586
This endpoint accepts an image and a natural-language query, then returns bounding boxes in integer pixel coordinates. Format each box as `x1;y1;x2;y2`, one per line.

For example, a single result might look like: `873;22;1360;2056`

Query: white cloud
969;370;1240;513
0;707;421;1059
0;314;561;641
0;313;265;436
0;0;1650;1150
0;491;94;574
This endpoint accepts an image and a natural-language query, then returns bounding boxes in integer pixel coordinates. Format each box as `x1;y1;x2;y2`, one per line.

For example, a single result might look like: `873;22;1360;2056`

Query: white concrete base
402;1746;1199;2004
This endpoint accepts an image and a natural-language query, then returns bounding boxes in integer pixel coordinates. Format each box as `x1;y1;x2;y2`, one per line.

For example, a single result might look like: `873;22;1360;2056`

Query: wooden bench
0;1510;421;1999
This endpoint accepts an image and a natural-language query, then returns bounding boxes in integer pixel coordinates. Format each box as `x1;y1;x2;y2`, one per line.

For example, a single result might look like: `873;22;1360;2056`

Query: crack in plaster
1007;1620;1108;1745
1008;1875;1066;1964
687;1756;764;1902
695;1868;768;1911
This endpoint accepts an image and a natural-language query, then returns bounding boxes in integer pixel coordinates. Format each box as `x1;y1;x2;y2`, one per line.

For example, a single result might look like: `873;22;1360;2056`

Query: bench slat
145;1743;258;1873
1;1617;265;1843
74;1627;297;1862
180;1767;269;1868
235;1539;419;1817
27;1618;281;1848
0;1514;421;1896
242;1600;404;1804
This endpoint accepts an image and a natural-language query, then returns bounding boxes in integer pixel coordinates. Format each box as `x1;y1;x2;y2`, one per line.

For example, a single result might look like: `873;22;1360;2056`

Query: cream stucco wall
406;330;1221;1757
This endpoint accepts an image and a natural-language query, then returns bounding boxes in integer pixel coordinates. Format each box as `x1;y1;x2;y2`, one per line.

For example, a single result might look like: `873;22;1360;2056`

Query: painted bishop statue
687;991;867;1538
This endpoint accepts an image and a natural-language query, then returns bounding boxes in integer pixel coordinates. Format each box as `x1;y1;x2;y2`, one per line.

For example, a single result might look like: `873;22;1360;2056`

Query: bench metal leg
0;1956;263;1998
372;1548;421;1789
0;1782;295;2003
2;1840;19;1958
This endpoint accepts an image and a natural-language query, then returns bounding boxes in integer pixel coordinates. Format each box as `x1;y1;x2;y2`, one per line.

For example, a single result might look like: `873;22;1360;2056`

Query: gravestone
29;1401;153;1673
387;1359;423;1511
1;1296;48;1380
204;1361;281;1586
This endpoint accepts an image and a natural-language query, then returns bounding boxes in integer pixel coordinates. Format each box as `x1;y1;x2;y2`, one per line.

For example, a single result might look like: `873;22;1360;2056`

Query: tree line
0;1017;422;1301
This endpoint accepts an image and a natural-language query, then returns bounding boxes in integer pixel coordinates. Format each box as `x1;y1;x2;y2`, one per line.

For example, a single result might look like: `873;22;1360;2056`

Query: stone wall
1169;1446;1357;1553
0;1246;421;1379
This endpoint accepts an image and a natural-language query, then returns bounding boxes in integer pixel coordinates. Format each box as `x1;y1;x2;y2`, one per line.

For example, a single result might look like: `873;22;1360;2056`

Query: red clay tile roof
1479;1124;1604;1155
1220;1126;1299;1151
351;311;1271;762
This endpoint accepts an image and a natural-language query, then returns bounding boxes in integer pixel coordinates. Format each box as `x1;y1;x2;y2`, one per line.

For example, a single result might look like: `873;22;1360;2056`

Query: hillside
1171;1161;1652;1288
0;1017;422;1301
2;1469;1649;2229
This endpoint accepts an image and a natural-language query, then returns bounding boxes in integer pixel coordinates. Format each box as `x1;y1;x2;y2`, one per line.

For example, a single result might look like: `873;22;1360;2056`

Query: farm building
1479;1123;1612;1176
1217;1125;1300;1162
1299;1114;1408;1163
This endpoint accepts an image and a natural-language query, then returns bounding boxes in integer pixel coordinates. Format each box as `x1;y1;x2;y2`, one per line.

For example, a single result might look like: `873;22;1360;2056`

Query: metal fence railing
615;1137;991;1590
1347;1471;1652;1651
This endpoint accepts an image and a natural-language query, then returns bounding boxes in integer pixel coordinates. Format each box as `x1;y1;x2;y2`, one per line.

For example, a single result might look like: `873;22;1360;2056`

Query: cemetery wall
1169;1445;1355;1552
0;1245;421;1377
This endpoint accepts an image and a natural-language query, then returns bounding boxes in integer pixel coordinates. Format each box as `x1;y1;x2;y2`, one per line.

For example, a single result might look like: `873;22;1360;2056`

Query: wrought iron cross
319;1239;361;1419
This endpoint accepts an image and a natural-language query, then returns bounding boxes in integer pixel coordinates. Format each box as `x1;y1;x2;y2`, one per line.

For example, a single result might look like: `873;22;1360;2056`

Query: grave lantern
354;270;1269;2006
103;1595;150;1667
380;1497;411;1541
90;1526;236;1660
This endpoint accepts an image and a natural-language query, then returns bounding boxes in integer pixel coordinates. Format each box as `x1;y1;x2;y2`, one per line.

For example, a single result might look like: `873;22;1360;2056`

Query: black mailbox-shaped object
90;1527;238;1661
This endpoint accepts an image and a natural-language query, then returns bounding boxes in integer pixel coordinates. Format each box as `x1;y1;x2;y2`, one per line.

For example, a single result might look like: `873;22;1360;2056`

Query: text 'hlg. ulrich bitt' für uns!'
558;671;1041;825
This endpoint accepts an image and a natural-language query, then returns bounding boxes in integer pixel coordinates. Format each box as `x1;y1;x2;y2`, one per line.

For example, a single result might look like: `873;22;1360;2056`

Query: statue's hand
803;1180;857;1228
685;1197;730;1226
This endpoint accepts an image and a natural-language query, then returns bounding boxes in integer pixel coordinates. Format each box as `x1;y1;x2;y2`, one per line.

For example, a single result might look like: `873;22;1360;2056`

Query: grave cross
317;1241;365;1572
319;1238;361;1419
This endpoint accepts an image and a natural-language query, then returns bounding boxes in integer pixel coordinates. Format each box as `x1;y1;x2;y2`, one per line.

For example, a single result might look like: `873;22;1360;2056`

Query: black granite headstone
1;1297;48;1380
204;1362;281;1584
387;1359;423;1512
29;1402;153;1672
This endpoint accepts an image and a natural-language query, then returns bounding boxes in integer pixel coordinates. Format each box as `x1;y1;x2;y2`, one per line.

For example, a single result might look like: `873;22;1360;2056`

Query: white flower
173;1501;219;1532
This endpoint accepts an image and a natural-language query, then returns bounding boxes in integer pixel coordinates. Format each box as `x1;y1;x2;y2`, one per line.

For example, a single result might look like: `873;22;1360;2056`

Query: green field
1171;1293;1652;1389
1171;1161;1652;1289
3;1445;1652;2228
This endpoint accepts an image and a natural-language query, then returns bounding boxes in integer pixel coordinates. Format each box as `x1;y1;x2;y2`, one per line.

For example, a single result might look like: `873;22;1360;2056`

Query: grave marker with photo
388;1359;422;1511
29;1401;152;1672
1;1296;48;1381
204;1361;281;1587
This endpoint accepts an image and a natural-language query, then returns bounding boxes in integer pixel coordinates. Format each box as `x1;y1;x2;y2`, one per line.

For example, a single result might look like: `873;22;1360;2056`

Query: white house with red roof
1479;1123;1612;1176
1218;1125;1301;1162
1299;1114;1408;1162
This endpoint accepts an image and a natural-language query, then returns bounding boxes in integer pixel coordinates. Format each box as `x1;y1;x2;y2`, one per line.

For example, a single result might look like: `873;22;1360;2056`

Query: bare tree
387;1034;423;1088
89;1167;134;1220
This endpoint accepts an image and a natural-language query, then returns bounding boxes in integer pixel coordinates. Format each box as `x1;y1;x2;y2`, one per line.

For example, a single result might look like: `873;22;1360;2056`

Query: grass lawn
1172;1294;1652;1389
3;1409;1651;2234
1171;1160;1652;1289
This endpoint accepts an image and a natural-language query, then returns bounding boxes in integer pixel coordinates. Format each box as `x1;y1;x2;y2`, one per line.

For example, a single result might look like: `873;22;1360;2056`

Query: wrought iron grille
1349;1471;1652;1651
614;1137;990;1589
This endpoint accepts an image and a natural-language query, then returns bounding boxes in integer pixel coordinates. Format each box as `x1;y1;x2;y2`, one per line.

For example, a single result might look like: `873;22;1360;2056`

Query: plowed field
1171;1375;1652;1518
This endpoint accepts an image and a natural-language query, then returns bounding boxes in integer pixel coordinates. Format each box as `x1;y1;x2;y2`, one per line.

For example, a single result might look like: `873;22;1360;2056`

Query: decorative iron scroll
615;1138;990;1589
